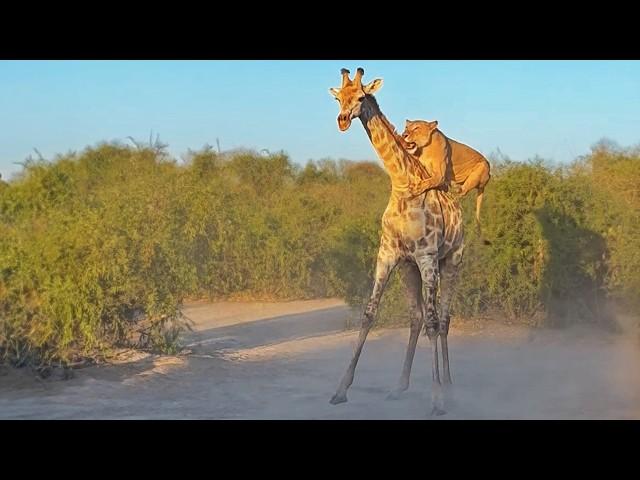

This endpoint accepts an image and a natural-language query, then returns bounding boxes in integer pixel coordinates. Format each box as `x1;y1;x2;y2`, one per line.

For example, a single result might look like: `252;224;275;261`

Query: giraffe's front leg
330;248;399;405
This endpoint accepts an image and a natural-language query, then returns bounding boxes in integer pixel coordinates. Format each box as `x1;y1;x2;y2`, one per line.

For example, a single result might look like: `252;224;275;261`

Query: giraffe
328;68;465;415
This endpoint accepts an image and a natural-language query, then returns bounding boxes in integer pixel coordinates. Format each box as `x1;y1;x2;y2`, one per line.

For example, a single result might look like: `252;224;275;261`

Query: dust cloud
1;300;639;419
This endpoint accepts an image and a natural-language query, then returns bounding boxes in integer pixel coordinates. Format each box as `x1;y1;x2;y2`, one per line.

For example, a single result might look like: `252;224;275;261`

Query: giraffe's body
366;113;463;264
329;68;464;414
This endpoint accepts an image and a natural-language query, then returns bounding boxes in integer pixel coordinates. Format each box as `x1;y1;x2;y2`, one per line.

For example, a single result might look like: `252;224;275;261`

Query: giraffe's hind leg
438;245;464;386
415;250;445;415
387;261;424;400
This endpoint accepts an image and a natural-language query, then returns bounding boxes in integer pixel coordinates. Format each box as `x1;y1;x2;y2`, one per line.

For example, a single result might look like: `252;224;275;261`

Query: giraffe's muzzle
337;113;352;131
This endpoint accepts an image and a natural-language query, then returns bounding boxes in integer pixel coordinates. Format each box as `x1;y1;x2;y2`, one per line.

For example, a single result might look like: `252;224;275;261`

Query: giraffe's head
329;67;383;131
402;119;439;155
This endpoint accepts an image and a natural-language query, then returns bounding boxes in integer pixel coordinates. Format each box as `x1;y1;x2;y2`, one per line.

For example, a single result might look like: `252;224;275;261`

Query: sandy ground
1;299;640;419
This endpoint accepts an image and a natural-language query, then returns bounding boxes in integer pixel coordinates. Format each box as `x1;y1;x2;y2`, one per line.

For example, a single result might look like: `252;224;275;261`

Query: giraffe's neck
358;96;428;191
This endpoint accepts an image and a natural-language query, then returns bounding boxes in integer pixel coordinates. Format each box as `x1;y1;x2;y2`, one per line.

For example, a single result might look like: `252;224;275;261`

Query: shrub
1;140;638;367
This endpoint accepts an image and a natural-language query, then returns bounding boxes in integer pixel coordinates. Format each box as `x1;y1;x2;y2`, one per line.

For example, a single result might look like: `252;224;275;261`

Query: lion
401;119;491;241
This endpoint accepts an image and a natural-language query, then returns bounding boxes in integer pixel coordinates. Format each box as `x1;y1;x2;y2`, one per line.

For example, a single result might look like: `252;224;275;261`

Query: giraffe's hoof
330;393;348;405
430;406;447;417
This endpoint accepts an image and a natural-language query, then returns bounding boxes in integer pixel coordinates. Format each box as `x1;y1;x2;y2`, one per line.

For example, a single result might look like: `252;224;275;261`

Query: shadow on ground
1;300;639;419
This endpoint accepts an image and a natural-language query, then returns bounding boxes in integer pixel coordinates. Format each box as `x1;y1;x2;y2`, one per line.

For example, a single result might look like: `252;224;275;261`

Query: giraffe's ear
363;78;383;95
429;120;439;129
329;87;341;99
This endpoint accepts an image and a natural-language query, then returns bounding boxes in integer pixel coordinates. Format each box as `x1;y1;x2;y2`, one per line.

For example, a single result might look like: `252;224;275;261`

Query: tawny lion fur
401;120;491;234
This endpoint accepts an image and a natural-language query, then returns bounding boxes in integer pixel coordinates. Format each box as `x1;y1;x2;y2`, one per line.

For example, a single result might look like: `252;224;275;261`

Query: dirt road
1;299;639;419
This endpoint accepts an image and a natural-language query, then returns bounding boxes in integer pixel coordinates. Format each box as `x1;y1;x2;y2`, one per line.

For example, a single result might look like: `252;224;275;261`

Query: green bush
1;139;638;367
327;147;640;330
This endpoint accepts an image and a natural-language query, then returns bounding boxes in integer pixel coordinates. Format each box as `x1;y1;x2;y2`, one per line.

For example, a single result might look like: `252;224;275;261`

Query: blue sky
1;60;639;179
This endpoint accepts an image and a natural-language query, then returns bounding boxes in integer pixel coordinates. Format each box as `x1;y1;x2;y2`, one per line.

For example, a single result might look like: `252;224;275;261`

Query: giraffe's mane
366;95;399;136
365;94;430;177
